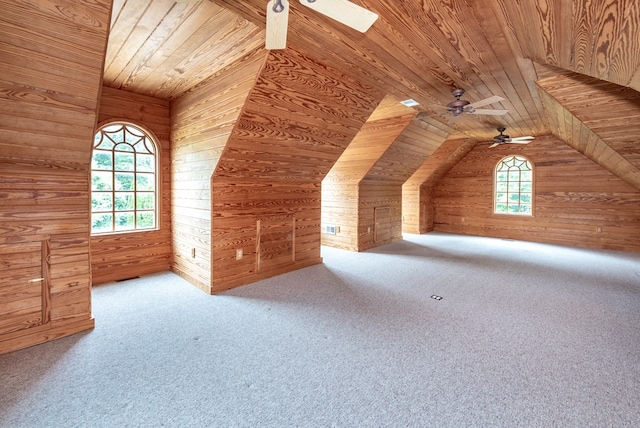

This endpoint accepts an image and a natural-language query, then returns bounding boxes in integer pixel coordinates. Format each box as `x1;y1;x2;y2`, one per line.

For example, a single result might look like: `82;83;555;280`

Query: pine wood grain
0;0;109;353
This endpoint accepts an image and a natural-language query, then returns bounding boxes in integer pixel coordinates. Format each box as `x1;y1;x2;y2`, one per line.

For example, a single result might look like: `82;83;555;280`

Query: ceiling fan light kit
489;127;534;148
266;0;379;50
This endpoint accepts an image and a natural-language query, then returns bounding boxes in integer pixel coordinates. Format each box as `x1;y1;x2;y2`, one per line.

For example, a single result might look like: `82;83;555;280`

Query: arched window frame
90;121;160;235
493;155;534;216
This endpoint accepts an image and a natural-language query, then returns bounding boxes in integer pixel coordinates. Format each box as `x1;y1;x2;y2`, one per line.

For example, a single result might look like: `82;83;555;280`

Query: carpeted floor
1;232;640;427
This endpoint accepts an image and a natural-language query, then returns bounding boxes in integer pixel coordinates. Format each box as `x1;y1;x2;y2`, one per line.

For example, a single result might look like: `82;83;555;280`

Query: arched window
494;155;533;215
91;123;158;234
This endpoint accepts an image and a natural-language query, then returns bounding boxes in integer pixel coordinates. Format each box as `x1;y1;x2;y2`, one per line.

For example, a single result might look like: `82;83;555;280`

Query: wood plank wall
210;49;383;291
402;137;472;234
432;135;640;252
170;49;266;292
321;96;409;251
91;87;172;284
0;0;111;354
537;73;640;191
322;95;436;252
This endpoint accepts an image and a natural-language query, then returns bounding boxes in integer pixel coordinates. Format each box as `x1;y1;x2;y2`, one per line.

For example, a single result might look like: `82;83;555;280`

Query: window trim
492;154;535;217
90;120;161;235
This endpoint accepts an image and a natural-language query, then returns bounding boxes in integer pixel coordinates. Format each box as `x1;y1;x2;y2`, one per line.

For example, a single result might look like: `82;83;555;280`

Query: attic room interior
1;0;640;424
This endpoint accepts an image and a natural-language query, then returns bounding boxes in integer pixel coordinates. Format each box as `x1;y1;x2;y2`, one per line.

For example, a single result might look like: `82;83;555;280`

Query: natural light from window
91;123;158;234
494;155;533;215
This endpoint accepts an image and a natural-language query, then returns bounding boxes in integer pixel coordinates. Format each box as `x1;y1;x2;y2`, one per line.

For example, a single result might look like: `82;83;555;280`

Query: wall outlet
191;248;196;258
235;249;243;260
596;226;602;233
336;226;340;233
367;226;371;234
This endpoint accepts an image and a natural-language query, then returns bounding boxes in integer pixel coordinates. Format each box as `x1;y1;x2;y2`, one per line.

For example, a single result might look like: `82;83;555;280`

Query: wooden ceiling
103;0;640;142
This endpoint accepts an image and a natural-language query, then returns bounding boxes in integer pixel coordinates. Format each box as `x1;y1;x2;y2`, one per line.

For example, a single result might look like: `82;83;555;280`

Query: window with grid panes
91;123;158;234
494;155;533;215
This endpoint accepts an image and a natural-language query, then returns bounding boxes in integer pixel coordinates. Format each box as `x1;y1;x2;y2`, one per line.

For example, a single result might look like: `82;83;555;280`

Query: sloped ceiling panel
538;76;640;191
104;0;264;99
500;0;640;90
213;48;384;182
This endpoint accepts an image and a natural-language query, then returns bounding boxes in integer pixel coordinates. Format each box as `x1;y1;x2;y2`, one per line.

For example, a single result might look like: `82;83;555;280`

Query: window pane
137;212;155;229
508;182;519;192
115;193;134;211
137;193;154;210
136;154;155;172
496;193;507;202
115;212;134;231
92;213;113;232
136;173;154;191
520;193;532;203
114;143;134;152
114;152;134;170
92;171;112;191
497;172;508;181
507;204;520;213
115;172;134;191
92;152;112;170
508;193;520;203
508;171;520;181
496;182;508;192
92;193;113;211
520;204;532;214
521;171;532;181
520;182;532;192
495;204;507;213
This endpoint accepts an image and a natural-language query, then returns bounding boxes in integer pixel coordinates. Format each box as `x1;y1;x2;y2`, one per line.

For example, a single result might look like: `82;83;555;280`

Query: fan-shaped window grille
91;123;158;234
494;155;533;215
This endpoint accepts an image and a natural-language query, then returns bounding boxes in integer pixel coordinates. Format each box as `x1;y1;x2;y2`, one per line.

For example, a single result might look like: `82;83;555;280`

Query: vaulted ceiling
103;0;640;184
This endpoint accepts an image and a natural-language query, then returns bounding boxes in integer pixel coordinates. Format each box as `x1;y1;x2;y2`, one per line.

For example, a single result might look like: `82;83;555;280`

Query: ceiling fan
430;89;509;123
266;0;379;49
489;127;534;148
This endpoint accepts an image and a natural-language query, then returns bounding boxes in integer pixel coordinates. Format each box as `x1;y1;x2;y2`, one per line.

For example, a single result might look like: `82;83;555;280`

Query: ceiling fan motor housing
495;127;509;142
447;88;470;115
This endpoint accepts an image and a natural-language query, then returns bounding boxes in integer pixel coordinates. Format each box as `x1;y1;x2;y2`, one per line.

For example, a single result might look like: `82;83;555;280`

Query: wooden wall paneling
402;138;474;234
91;87;173;284
0;0;111;354
322;95;422;251
257;216;295;273
536;77;640;191
211;180;323;292
433;134;640;252
358;182;402;251
170;50;266;293
0;238;50;336
210;48;383;291
321;180;359;251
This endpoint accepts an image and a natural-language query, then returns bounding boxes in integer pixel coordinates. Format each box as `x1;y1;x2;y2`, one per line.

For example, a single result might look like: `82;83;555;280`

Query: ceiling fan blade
467;95;504;109
489;142;500;148
509;136;534;141
266;0;289;50
506;140;532;145
299;0;378;33
469;108;509;116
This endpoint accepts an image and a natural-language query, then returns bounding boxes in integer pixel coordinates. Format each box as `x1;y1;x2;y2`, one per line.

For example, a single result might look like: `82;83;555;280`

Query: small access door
0;238;50;336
